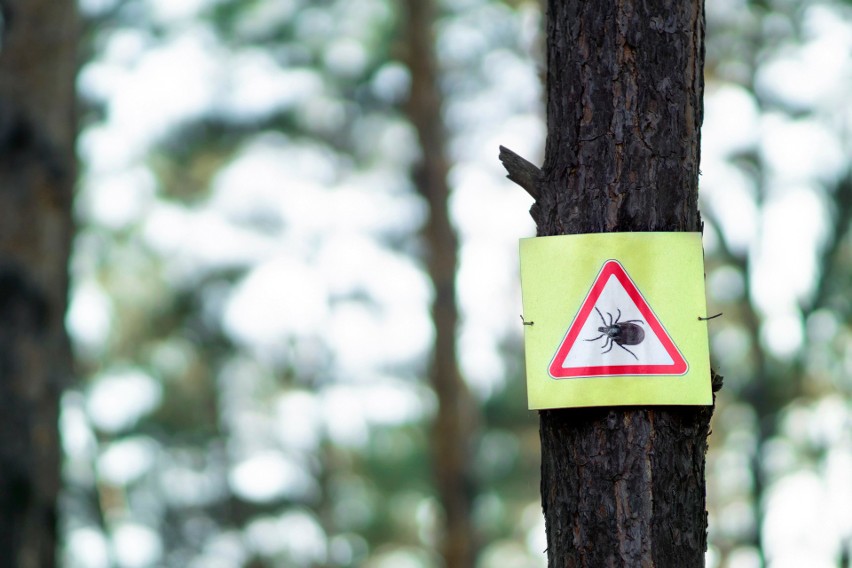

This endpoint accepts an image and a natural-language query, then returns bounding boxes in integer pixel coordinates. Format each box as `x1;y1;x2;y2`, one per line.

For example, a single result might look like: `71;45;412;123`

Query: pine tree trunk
402;1;478;566
504;1;715;565
0;1;78;566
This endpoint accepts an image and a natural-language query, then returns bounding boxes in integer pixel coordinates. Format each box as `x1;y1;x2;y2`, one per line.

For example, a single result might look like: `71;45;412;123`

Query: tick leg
622;319;644;325
585;333;606;342
601;337;615;354
618;343;639;360
594;307;607;327
614;308;622;324
607;311;614;326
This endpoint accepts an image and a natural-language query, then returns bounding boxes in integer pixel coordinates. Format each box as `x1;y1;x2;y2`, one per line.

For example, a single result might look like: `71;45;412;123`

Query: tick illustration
585;307;645;360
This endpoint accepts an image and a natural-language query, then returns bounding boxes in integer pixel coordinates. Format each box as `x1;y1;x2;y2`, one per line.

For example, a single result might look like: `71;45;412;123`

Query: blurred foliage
63;0;852;567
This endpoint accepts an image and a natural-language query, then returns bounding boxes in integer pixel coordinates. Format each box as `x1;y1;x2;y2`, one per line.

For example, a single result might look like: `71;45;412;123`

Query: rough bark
0;1;78;566
402;1;478;566
503;1;714;565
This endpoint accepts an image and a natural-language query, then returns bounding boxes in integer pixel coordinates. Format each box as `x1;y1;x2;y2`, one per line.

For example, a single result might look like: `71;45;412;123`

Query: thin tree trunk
0;1;78;566
402;1;478;566
503;1;715;565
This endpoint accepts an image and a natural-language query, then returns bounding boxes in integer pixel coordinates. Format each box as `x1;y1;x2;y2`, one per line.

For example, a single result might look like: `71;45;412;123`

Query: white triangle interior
559;274;675;369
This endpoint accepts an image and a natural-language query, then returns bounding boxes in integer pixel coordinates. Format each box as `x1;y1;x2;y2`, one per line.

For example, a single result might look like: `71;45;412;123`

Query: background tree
402;0;479;565
0;0;78;566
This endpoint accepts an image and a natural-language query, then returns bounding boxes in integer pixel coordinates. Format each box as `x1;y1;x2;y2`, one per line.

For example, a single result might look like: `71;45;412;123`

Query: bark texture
536;0;704;235
506;1;713;566
0;1;78;566
402;1;478;566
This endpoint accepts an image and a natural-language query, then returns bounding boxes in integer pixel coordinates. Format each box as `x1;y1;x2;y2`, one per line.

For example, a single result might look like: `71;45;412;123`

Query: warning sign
549;260;688;378
519;232;712;409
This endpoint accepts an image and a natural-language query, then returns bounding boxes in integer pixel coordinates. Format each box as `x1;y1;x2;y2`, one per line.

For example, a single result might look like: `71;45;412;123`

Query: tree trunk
402;1;478;566
503;1;715;565
0;1;78;566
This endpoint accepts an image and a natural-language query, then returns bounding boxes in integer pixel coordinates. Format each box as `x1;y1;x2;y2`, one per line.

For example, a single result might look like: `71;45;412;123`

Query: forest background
56;0;852;567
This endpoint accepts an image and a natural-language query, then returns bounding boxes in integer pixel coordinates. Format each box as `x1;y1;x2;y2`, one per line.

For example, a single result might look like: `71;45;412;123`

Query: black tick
585;307;645;360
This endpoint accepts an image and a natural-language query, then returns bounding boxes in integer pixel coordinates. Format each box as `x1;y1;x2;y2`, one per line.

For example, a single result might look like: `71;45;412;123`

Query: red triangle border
548;259;688;379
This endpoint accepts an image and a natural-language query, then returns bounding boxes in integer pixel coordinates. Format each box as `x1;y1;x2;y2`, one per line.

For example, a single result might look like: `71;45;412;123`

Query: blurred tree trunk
502;1;715;565
402;0;478;566
0;1;78;566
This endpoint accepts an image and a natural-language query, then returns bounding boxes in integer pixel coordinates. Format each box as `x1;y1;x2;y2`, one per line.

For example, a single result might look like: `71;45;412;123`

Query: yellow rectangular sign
519;232;712;409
